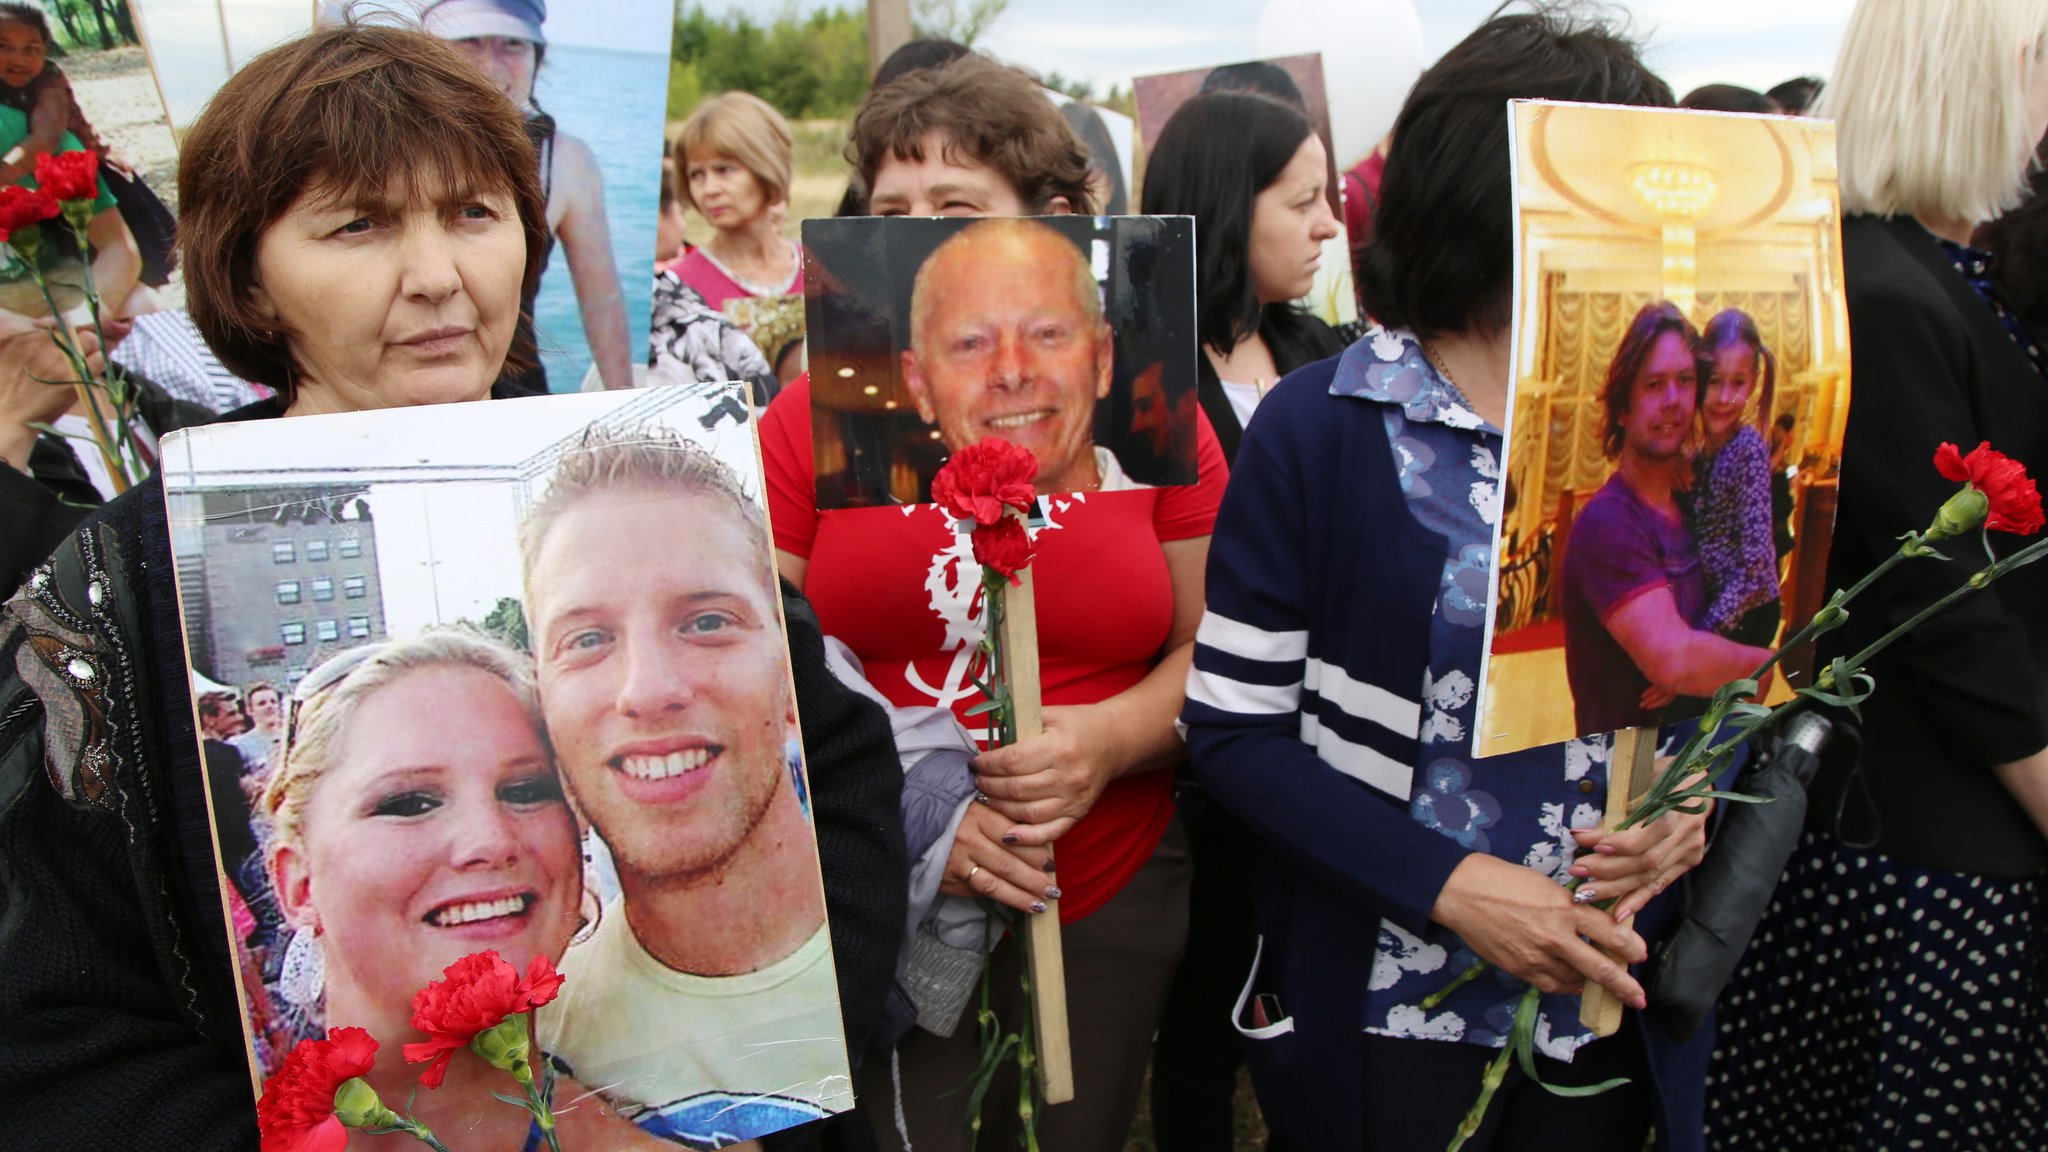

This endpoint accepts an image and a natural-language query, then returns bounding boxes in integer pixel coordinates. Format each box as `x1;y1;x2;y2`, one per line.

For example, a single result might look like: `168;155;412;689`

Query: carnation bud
331;1077;397;1130
469;1016;533;1076
1925;486;1989;541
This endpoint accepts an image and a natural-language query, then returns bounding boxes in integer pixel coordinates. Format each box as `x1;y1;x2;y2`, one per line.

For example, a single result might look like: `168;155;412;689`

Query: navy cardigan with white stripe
1183;355;1711;1151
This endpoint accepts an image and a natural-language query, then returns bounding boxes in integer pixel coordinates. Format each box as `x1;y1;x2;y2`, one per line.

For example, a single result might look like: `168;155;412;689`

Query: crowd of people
3;1;2048;1150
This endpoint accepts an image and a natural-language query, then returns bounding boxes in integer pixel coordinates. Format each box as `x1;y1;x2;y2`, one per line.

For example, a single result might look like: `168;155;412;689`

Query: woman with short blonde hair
668;91;806;383
1709;3;2048;1145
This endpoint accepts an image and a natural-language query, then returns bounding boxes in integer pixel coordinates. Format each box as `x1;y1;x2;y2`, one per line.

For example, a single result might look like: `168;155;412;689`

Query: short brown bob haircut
848;53;1095;215
177;21;548;402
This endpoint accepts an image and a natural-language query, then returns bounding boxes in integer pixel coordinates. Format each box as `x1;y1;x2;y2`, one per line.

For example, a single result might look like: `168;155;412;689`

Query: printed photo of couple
1475;102;1852;757
801;214;1199;510
164;384;847;1150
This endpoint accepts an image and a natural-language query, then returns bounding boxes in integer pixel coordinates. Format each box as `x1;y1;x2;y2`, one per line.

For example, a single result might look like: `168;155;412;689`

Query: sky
712;0;1856;104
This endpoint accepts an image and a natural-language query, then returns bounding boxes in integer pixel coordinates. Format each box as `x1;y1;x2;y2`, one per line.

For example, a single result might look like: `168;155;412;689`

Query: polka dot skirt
1706;830;2048;1150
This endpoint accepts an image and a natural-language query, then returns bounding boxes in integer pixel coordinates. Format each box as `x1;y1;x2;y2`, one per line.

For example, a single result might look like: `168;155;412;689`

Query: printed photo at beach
1474;101;1852;757
138;0;670;393
162;383;851;1149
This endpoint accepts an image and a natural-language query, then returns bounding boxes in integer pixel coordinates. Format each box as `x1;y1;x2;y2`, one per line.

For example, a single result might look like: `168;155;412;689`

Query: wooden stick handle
999;565;1074;1104
1579;726;1656;1037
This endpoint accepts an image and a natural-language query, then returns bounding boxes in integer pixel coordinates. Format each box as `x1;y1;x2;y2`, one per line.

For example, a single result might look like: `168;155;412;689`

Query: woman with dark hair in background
1138;88;1343;1150
832;38;971;218
1183;6;1727;1150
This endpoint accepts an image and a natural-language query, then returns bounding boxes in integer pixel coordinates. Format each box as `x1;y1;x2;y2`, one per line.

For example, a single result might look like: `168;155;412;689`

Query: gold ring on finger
967;865;982;883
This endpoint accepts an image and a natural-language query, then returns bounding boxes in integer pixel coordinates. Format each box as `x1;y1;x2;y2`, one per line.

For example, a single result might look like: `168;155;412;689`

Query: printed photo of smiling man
801;214;1199;510
162;385;846;1151
1471;102;1851;758
519;423;849;1147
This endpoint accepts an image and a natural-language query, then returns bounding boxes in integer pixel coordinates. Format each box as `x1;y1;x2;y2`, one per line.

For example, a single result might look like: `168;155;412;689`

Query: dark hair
1601;300;1698;458
177;22;548;400
1766;76;1823;116
197;692;238;722
848;53;1095;214
875;37;971;88
1199;60;1306;112
245;681;281;704
1699;307;1777;430
1681;84;1780;114
1974;139;2048;332
1143;91;1317;353
1359;3;1672;339
1774;411;1796;432
0;2;52;48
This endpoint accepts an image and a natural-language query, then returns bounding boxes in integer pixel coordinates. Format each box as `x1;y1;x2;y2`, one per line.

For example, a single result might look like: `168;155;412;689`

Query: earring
277;923;326;1008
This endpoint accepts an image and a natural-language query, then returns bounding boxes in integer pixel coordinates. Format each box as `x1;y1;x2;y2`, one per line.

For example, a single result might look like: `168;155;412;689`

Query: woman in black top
1137;88;1345;1151
1141;91;1347;467
1709;2;2048;1147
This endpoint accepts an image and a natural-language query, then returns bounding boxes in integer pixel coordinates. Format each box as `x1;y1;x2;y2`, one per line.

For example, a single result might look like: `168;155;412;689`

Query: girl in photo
1686;308;1784;650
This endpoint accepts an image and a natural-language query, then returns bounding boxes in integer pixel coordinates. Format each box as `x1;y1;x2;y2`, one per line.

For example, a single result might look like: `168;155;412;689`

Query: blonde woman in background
670;92;807;384
1709;3;2048;1146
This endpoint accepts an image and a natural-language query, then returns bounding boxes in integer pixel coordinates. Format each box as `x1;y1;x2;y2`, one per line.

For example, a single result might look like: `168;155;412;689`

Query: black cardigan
1805;214;2048;876
0;395;906;1149
1195;307;1347;466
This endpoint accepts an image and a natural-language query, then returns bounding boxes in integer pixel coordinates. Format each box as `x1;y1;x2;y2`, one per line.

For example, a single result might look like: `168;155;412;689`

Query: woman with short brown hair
0;20;560;1146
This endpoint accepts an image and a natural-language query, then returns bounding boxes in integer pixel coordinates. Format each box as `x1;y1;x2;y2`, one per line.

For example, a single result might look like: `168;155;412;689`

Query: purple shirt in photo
1561;471;1707;735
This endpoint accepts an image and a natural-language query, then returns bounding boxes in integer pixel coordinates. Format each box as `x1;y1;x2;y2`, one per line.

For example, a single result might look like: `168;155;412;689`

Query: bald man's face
902;229;1112;493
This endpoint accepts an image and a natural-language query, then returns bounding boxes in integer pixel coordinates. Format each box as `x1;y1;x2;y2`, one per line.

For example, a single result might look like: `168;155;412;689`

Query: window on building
338;538;362;559
316;620;340;642
272;541;295;564
275;580;301;605
307;540;330;561
312;577;334;601
287;664;310;685
347;616;371;638
280;622;306;645
344;575;367;599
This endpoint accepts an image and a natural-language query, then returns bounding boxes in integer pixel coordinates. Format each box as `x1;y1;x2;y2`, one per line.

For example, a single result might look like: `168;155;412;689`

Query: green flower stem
63;216;144;484
25;259;129;491
1446;1021;1519;1152
366;1118;454;1152
1835;533;2048;677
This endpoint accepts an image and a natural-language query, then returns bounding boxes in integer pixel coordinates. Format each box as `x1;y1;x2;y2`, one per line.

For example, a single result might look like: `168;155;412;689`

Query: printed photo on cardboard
801;213;1198;510
162;384;849;1149
136;0;669;393
0;0;180;319
1473;101;1852;757
1132;53;1356;327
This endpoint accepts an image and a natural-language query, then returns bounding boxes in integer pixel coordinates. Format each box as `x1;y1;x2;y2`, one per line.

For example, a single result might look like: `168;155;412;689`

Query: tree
670;4;870;121
911;0;1007;47
476;597;530;654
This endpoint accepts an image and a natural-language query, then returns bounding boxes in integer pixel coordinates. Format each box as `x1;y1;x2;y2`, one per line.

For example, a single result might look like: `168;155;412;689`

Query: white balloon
1256;0;1425;171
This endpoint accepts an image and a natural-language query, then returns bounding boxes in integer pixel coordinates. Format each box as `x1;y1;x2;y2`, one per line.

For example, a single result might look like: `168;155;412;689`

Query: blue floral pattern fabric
1332;324;1612;1058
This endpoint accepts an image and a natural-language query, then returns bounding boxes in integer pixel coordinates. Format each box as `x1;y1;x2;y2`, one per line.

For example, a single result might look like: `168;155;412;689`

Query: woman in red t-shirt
763;54;1223;1152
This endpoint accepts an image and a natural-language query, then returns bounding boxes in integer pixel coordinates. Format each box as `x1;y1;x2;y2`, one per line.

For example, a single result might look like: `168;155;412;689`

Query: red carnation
931;438;1037;526
0;183;57;235
1935;441;2043;535
402;951;563;1089
33;149;98;203
256;1026;379;1152
972;515;1034;585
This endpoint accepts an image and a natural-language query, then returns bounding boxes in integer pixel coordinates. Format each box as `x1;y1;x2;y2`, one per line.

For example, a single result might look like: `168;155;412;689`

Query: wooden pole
998;564;1075;1104
866;0;912;79
1579;726;1656;1037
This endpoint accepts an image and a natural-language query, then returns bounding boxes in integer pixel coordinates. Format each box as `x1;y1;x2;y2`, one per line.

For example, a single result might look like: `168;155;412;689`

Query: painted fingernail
1569;864;1591;878
1002;833;1020;845
1572;886;1599;905
1632;995;1648;1010
1031;901;1048;914
1594;844;1618;855
1042;858;1058;872
1045;886;1062;900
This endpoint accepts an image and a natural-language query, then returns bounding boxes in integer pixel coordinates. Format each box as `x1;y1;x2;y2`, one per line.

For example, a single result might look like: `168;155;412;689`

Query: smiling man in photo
903;217;1145;494
520;426;844;1146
